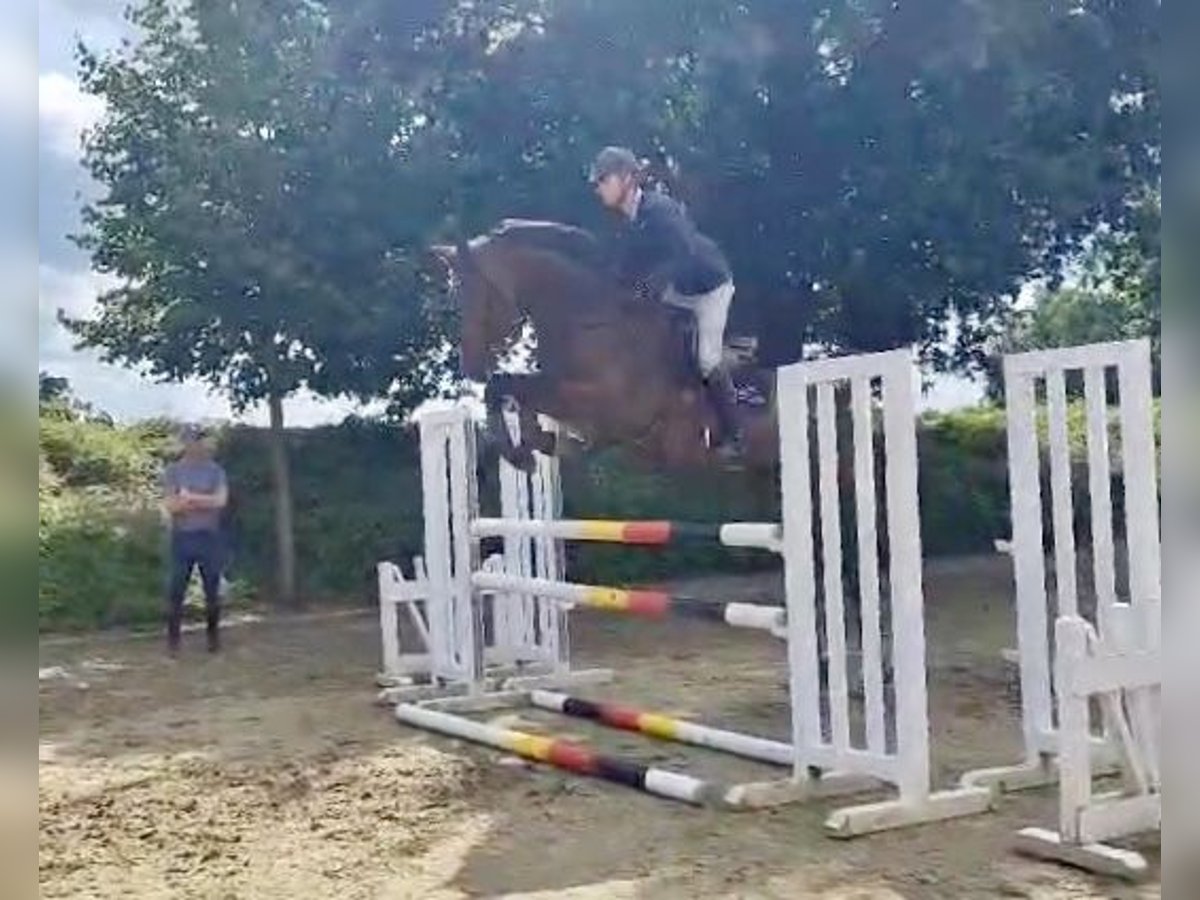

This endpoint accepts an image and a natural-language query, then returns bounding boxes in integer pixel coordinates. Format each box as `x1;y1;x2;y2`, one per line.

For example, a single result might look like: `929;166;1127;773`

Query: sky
33;0;365;426
30;1;982;426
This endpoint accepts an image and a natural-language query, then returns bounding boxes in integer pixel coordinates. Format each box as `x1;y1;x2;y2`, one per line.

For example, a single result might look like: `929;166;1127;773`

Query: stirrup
710;427;744;456
715;445;740;462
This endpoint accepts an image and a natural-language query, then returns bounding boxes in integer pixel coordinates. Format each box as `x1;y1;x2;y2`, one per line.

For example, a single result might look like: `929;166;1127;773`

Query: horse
430;220;897;686
430;219;779;473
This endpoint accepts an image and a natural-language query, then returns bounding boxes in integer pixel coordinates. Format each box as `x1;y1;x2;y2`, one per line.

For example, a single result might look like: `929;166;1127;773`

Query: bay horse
430;220;895;688
430;219;779;473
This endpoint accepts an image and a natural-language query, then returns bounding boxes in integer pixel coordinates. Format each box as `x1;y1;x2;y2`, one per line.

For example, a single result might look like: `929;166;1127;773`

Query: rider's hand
633;278;662;303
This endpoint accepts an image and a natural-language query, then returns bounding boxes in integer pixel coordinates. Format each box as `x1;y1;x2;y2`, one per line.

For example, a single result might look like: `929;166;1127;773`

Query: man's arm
161;466;190;515
179;469;229;510
631;197;694;296
184;482;228;510
630;263;675;302
608;205;673;296
610;228;650;288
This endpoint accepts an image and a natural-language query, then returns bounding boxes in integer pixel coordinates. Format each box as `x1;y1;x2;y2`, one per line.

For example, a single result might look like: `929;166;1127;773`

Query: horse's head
430;221;614;381
429;237;521;381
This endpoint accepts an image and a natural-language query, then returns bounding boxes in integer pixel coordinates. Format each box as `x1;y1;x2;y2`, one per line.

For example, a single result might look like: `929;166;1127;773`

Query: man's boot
206;610;221;653
703;368;743;457
166;610;182;657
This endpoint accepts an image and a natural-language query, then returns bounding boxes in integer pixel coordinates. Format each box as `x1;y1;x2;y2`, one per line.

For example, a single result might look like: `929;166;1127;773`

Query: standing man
589;145;743;458
162;425;228;654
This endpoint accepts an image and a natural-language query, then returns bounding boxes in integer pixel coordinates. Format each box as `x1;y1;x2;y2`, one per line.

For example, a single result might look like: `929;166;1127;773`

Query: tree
38;372;112;423
38;372;71;407
64;0;1162;600
354;0;1159;369
984;191;1161;397
66;0;456;604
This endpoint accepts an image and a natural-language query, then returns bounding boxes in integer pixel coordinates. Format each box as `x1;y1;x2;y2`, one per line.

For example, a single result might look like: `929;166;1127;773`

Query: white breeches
663;280;735;377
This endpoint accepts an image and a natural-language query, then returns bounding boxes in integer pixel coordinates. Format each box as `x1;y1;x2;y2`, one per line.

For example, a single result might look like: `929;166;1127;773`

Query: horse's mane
468;218;629;316
485;219;608;276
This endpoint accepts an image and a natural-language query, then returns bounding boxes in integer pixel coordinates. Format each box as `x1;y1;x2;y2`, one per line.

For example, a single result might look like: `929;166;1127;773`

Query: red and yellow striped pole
471;572;786;635
471;518;782;552
529;690;794;766
395;703;721;805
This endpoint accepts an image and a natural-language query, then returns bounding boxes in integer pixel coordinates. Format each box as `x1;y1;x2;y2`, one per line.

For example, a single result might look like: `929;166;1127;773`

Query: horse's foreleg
482;374;556;471
518;405;557;456
483;375;530;470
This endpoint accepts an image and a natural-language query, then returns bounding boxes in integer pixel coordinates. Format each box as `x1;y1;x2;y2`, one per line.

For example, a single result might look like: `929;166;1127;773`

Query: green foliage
38;479;167;631
218;419;426;599
37;394;1162;633
556;451;779;583
59;0;1160;615
39;415;171;490
67;0;1160;411
37;410;248;633
42;0;1165;632
38;372;71;406
1016;286;1156;350
357;0;1160;369
36;373;206;631
985;192;1161;396
918;406;1012;554
919;398;1162;556
39;371;114;425
37;406;431;631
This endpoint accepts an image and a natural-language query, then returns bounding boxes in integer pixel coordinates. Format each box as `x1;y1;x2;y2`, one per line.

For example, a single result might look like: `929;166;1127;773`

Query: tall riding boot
703;368;742;455
166;613;182;656
206;609;221;653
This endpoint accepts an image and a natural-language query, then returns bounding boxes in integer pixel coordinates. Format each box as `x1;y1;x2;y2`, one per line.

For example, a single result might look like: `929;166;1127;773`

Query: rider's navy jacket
611;190;731;296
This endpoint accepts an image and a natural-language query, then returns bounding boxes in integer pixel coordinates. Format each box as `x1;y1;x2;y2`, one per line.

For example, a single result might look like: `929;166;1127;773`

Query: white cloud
30;0;364;428
920;371;984;411
39;263;114;320
39;71;105;160
37;262;369;426
38;264;120;379
38;0;132;77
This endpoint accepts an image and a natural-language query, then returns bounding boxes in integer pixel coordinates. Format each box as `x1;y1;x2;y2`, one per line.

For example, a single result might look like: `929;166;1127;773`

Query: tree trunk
267;392;298;607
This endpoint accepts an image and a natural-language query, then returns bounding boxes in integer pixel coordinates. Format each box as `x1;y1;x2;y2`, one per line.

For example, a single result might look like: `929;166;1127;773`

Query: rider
588;145;743;458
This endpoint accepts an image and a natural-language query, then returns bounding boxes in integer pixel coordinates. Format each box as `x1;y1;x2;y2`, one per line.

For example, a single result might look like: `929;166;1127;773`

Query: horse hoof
532;430;557;456
503;445;537;473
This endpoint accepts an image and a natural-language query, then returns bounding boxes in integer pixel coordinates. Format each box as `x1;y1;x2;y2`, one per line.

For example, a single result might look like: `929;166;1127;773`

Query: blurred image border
1161;0;1200;886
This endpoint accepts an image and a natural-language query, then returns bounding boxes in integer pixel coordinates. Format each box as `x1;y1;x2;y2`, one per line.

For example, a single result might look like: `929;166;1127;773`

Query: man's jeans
167;528;223;651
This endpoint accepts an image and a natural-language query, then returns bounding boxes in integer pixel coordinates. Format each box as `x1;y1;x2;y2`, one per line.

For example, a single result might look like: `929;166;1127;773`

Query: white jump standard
377;409;613;703
383;348;995;834
960;338;1162;880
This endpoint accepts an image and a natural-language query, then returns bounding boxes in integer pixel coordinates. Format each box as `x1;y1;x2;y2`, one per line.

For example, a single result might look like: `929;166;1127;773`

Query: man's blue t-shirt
163;459;226;533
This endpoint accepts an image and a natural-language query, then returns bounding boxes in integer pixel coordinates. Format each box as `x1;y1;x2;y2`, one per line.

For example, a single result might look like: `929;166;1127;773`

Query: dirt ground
39;556;1161;899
